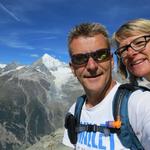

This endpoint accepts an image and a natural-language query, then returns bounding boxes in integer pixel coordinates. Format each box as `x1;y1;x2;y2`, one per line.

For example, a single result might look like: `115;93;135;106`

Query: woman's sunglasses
71;48;110;66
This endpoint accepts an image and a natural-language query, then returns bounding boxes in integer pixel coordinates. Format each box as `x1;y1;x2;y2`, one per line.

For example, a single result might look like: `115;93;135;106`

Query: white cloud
0;36;34;50
30;54;39;58
31;36;57;41
43;48;53;51
0;2;20;22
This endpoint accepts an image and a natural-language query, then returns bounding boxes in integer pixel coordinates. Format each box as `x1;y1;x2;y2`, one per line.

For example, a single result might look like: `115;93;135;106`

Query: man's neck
85;80;116;108
145;75;150;81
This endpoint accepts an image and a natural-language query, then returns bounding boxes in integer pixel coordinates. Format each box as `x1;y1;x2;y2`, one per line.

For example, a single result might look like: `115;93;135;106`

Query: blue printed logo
77;123;115;150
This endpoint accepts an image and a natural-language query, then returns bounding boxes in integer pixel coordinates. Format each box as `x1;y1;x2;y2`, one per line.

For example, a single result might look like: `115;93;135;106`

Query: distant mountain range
0;54;83;150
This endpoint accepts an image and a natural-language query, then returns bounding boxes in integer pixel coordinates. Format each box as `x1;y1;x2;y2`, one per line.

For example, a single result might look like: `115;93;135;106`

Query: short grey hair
68;23;110;56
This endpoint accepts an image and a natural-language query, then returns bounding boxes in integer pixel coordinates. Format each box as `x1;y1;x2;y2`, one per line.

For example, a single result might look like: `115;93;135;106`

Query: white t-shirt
62;82;150;150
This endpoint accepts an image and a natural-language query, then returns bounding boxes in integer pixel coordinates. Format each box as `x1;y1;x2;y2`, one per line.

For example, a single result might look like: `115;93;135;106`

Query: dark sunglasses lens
71;54;88;65
71;49;110;65
95;49;109;61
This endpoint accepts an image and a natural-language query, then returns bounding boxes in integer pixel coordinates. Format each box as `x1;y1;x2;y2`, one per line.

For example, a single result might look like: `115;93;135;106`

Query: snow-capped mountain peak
31;53;73;90
41;54;73;90
0;64;6;68
41;53;64;69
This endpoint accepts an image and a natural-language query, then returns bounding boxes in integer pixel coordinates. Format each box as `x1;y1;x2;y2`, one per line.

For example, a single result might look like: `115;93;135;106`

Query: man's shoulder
67;102;76;114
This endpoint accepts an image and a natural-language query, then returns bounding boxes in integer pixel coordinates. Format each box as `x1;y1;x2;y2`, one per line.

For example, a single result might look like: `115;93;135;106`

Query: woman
113;18;150;82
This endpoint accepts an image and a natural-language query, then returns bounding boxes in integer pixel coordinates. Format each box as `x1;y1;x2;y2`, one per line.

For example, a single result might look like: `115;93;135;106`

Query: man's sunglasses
71;48;110;66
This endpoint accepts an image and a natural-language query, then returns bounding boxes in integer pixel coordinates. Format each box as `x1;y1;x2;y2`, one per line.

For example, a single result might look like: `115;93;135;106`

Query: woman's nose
126;47;138;57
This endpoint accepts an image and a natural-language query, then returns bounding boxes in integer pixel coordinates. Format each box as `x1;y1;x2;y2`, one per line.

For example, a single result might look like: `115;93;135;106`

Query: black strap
76;124;118;136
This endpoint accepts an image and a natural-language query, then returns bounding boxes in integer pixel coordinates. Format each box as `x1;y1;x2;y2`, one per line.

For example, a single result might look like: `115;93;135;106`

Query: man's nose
86;57;98;70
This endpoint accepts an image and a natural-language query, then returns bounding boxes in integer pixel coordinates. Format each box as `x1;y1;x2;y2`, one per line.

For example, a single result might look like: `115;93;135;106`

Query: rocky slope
0;54;83;150
26;128;73;150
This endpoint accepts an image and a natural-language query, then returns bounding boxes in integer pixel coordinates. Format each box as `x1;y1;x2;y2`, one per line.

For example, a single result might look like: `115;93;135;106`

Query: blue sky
0;0;149;64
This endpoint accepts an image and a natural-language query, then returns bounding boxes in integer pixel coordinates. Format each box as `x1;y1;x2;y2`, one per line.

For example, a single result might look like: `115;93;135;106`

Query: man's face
69;34;114;94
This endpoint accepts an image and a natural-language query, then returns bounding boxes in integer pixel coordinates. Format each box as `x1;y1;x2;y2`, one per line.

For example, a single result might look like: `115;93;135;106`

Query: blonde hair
114;18;150;44
112;18;150;80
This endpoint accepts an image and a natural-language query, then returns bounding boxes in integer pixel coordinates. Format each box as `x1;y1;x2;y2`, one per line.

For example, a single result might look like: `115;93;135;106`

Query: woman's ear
119;58;128;79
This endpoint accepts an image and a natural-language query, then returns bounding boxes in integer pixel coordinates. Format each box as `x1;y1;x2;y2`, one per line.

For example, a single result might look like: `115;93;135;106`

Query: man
62;23;150;150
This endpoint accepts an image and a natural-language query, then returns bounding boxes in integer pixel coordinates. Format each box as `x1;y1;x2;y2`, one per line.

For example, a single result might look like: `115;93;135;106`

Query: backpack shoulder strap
74;95;86;124
64;95;86;144
113;83;148;150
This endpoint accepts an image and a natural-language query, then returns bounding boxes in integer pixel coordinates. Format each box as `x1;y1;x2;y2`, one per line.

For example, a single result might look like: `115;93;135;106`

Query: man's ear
111;54;114;69
69;62;76;76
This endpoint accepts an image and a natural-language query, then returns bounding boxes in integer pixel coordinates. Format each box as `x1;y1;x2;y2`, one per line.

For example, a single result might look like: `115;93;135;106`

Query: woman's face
118;34;150;81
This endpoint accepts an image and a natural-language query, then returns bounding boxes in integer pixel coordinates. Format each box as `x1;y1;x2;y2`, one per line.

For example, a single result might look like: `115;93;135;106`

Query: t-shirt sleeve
62;129;75;148
128;90;150;149
62;103;76;149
